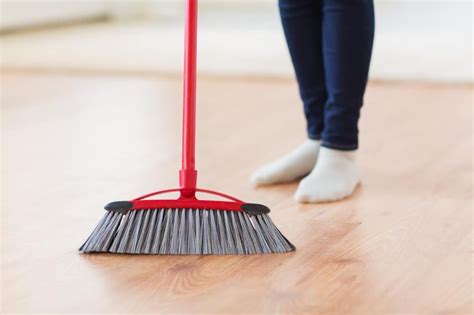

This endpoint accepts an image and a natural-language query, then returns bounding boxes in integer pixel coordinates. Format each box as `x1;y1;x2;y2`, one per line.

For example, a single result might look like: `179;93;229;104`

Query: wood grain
1;72;472;314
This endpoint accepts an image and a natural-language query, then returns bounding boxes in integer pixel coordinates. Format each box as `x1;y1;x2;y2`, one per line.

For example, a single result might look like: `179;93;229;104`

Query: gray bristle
80;209;295;255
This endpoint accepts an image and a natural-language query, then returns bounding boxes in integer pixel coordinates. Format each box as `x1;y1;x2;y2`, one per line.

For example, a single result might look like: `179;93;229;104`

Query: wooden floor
1;72;472;314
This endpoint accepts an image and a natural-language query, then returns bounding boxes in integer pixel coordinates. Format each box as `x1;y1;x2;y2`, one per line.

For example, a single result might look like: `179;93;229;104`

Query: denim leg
279;0;326;140
321;0;375;150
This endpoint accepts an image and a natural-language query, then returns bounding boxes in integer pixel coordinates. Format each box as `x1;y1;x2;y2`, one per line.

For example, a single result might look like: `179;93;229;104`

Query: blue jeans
279;0;375;150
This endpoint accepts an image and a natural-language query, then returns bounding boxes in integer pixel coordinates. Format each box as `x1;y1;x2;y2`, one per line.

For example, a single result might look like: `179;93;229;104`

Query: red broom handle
180;0;198;196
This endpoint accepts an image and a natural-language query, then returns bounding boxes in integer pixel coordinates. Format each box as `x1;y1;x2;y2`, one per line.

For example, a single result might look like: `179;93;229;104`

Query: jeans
279;0;375;150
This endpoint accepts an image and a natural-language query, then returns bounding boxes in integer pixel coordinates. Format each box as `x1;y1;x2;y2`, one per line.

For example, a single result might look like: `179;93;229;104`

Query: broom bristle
79;209;295;255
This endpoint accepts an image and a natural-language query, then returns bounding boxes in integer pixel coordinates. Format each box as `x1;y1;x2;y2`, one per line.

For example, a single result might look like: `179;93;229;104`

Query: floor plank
1;72;472;314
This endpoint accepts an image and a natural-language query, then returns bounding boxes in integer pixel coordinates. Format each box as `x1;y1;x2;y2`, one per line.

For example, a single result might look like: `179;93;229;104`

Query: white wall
0;1;108;30
0;0;273;30
1;0;471;82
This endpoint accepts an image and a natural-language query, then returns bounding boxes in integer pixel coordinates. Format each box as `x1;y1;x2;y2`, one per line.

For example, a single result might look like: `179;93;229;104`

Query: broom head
79;188;295;255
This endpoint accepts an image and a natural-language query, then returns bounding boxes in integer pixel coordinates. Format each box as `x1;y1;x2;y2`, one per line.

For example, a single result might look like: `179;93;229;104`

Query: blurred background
1;0;472;83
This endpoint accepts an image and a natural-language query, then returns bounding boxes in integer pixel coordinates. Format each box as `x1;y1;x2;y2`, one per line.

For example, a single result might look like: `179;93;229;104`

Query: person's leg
295;0;375;202
252;0;326;186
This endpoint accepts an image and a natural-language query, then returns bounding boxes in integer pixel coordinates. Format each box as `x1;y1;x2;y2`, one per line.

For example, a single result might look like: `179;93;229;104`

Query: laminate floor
1;72;472;314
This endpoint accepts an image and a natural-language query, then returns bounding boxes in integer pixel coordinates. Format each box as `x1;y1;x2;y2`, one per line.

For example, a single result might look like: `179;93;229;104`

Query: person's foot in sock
294;147;361;203
251;139;321;186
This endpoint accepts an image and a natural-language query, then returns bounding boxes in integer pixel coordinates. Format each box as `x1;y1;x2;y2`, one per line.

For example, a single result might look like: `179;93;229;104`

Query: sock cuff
319;146;357;161
306;138;322;146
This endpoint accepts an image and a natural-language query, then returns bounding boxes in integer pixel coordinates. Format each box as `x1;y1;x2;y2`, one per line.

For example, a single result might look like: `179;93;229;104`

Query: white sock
251;139;321;186
294;147;361;203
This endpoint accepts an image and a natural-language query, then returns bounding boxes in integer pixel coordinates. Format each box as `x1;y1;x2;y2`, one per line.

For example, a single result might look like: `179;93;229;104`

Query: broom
79;0;295;255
